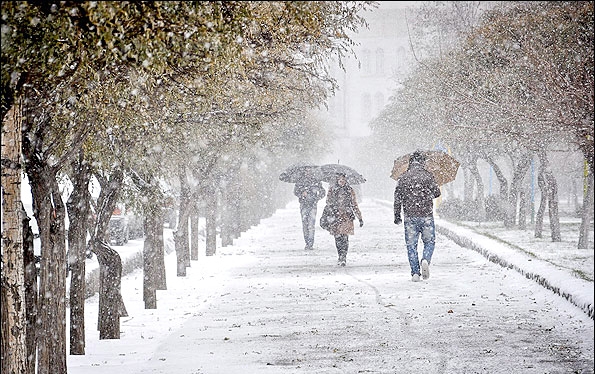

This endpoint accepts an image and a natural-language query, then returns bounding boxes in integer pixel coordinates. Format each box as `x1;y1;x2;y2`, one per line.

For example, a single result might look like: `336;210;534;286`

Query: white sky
67;198;593;373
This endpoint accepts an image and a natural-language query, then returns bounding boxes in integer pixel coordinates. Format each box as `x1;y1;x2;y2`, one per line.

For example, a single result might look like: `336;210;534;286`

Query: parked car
108;215;129;246
127;214;144;240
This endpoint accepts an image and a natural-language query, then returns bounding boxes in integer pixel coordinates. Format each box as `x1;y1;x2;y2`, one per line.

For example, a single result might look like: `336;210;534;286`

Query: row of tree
1;2;376;373
367;1;593;247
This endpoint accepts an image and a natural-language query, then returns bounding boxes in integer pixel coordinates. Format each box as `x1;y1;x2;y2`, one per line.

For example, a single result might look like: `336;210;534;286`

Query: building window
362;49;371;75
361;93;372;121
375;48;385;75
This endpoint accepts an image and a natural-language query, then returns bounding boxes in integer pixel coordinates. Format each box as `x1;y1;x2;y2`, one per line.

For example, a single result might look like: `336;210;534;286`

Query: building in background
321;3;414;162
319;3;415;199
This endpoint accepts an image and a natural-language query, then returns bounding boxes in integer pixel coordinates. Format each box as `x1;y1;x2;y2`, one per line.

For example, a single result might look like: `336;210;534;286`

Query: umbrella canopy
279;163;322;183
320;164;366;185
390;151;460;186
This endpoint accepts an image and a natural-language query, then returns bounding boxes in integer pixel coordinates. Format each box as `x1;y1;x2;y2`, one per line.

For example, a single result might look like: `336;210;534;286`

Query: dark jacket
294;179;326;207
394;162;441;218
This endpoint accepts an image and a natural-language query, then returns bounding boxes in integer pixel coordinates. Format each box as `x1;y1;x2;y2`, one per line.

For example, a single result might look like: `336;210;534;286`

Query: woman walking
321;173;363;266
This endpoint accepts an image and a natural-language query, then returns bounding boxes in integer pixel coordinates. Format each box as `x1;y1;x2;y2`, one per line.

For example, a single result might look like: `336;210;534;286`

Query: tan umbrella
390;151;460;186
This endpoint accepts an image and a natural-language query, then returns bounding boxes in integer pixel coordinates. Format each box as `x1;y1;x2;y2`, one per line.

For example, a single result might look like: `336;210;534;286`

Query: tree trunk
174;165;191;276
578;170;594;249
535;172;547;238
155;212;167;290
220;183;234;247
29;170;68;374
485;156;508;199
205;187;218;256
23;205;38;374
1;101;27;374
535;149;561;241
143;211;159;309
518;190;527;230
66;150;91;354
190;209;199;260
463;167;474;202
468;160;486;221
546;172;561;242
505;154;531;228
90;169;130;339
94;239;127;339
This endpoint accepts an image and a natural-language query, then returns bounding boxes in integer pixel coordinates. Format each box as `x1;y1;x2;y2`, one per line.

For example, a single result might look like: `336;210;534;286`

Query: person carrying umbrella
321;173;363;266
393;150;441;282
294;168;326;250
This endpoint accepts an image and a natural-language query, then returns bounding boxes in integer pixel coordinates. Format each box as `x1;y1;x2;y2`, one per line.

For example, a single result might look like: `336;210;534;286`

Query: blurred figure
294;169;326;250
321;173;363;266
393;151;441;282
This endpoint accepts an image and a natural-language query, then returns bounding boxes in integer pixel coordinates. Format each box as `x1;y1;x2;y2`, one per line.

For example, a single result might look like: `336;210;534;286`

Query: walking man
393;151;441;282
294;169;326;250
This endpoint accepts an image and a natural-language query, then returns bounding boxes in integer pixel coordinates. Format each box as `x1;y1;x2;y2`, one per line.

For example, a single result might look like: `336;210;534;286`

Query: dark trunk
91;169;126;339
22;204;38;374
66;151;91;353
578;170;594;249
468;160;485;221
463;167;474;202
190;209;200;260
535;172;547;238
1;100;28;374
485;156;508;199
221;183;234;247
174;165;191;276
93;239;127;339
518;190;527;230
29;169;68;374
505;154;531;228
547;173;561;242
143;211;159;309
535;150;561;241
205;186;218;256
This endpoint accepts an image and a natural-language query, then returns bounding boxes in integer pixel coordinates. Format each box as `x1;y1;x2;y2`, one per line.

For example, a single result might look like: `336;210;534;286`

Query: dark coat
294;179;326;207
324;183;362;236
394;162;441;218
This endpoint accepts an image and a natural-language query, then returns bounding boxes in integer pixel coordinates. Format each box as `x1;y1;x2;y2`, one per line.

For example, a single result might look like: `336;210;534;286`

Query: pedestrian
294;168;326;250
393;151;441;282
321;173;363;266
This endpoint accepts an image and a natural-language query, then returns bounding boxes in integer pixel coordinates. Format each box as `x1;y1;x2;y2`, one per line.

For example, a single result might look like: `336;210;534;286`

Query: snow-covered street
68;199;594;374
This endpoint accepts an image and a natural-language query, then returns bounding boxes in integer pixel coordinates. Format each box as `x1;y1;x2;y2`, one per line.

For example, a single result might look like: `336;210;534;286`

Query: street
122;199;593;374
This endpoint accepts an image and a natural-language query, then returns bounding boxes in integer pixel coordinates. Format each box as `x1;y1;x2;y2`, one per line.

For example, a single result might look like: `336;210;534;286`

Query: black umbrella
320;164;366;185
279;163;322;183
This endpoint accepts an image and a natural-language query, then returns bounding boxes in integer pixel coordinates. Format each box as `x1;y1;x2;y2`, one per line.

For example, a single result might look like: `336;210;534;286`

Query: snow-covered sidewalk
68;199;594;374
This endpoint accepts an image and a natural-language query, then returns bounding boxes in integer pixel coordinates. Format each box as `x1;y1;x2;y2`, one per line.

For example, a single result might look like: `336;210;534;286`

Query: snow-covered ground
67;198;594;374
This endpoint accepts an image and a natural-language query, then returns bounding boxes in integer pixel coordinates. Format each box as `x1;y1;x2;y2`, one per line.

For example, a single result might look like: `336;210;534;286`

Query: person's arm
393;183;403;224
430;178;441;199
317;184;326;200
293;184;301;197
350;188;363;225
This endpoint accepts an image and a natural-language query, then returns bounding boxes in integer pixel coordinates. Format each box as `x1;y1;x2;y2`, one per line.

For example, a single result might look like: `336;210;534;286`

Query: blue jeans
403;216;436;276
300;204;317;248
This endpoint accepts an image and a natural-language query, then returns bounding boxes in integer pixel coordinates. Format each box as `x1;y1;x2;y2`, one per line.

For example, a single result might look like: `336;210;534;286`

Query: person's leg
404;217;422;276
420;217;436;263
299;204;311;249
335;234;348;265
420;217;435;280
305;205;317;248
